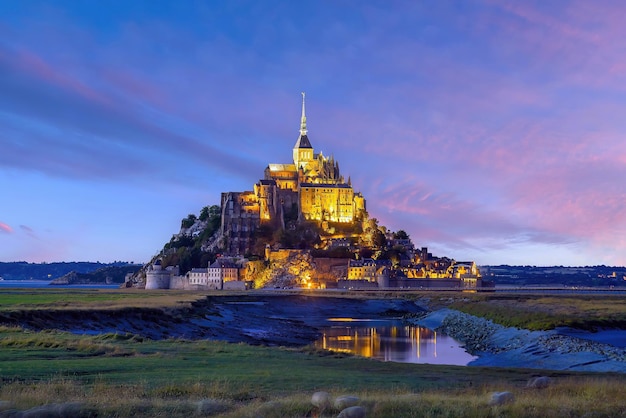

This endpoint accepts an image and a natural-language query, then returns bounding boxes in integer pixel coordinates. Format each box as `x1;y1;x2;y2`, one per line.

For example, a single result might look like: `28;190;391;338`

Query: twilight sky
1;1;626;266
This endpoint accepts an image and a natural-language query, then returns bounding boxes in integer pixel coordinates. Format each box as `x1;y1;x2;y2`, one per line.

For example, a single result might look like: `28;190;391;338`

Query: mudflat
0;293;425;346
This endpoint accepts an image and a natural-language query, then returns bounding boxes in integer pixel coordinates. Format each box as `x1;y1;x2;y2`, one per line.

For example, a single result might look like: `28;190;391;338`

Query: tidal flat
0;289;625;417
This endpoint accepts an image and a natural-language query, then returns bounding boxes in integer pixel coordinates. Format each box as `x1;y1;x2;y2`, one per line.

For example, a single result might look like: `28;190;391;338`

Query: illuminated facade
347;259;377;281
221;93;366;255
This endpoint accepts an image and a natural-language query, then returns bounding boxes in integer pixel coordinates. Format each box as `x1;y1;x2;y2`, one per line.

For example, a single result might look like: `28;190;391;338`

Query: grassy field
442;292;626;330
0;288;625;417
3;288;623;330
0;288;213;310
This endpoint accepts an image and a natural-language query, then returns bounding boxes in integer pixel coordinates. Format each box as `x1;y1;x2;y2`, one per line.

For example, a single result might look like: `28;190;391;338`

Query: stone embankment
413;309;626;372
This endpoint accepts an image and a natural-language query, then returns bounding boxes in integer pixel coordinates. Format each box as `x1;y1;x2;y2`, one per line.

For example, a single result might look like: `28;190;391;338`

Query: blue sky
1;1;626;266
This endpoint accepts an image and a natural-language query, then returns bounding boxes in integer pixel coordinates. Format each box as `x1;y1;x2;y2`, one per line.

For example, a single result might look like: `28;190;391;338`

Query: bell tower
293;92;313;169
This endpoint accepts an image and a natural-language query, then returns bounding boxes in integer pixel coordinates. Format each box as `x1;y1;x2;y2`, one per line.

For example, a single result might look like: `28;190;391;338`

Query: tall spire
293;92;313;165
300;92;307;136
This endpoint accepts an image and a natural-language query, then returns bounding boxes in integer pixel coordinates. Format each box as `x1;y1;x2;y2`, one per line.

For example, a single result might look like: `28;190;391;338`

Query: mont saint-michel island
130;94;485;292
3;97;626;416
4;2;626;416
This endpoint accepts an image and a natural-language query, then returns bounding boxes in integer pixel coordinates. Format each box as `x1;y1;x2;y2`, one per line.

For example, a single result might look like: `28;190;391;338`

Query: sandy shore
414;308;626;373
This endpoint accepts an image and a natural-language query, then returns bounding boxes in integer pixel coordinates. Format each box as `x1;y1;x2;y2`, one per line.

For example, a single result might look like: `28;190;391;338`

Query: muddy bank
0;294;425;347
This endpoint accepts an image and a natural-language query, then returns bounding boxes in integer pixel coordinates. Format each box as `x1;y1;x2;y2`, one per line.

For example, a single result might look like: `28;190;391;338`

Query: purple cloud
1;1;626;265
19;225;37;239
0;42;262;187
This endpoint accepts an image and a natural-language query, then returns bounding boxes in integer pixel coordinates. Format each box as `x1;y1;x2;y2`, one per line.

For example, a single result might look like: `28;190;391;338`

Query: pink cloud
506;160;626;246
0;222;13;234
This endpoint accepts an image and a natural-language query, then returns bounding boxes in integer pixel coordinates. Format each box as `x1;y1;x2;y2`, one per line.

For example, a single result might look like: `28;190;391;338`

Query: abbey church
220;93;366;255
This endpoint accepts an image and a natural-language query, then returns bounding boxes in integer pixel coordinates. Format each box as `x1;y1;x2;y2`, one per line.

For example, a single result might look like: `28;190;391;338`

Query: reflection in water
314;319;477;365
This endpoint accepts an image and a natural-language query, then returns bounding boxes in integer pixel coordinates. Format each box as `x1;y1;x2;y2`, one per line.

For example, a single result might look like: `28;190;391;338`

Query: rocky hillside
126;205;224;287
127;200;410;289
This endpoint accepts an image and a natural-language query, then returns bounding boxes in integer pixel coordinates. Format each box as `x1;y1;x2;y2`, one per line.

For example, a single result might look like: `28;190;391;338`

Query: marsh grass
0;326;624;417
0;288;214;311
446;293;626;330
2;377;624;417
0;328;136;358
1;291;626;416
3;288;623;330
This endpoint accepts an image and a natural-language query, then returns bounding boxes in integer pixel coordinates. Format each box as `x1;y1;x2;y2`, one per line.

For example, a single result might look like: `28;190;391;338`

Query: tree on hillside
199;205;220;222
372;229;387;249
199;206;210;221
206;205;221;232
181;214;197;229
394;230;409;240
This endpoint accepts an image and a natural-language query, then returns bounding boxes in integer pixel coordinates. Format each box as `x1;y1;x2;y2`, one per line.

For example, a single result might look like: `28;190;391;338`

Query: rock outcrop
413;309;626;372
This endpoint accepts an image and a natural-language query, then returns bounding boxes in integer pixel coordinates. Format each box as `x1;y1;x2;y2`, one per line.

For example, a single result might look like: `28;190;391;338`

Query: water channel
314;318;477;365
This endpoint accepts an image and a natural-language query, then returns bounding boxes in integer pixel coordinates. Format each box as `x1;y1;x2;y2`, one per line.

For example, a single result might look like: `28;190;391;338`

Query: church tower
293;92;314;169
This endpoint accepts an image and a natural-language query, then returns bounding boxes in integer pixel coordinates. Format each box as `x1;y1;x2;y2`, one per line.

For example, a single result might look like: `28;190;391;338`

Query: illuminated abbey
220;93;366;255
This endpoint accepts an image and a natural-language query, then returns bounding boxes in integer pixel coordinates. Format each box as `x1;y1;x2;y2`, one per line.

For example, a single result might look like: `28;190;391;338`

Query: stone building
187;268;210;287
347;258;378;281
220;93;366;255
145;258;243;290
209;258;239;283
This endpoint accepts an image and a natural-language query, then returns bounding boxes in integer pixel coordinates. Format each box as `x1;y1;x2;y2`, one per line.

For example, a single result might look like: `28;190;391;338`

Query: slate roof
294;134;313;149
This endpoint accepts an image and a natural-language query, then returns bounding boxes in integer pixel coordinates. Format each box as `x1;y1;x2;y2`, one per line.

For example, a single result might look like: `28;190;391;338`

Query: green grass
0;325;625;417
0;290;625;416
0;326;484;391
0;288;212;310
446;293;626;330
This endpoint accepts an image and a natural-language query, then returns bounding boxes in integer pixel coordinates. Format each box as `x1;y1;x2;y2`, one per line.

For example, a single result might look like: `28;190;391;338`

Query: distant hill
0;262;139;282
481;265;626;287
49;265;142;285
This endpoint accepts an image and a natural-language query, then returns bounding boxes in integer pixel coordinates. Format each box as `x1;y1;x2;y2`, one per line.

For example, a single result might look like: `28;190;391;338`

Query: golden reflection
316;322;439;361
391;327;398;338
314;320;476;365
417;326;421;358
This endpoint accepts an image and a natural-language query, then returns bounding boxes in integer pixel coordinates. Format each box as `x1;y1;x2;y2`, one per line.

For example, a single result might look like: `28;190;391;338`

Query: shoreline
413;308;626;373
3;290;625;373
1;295;427;347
